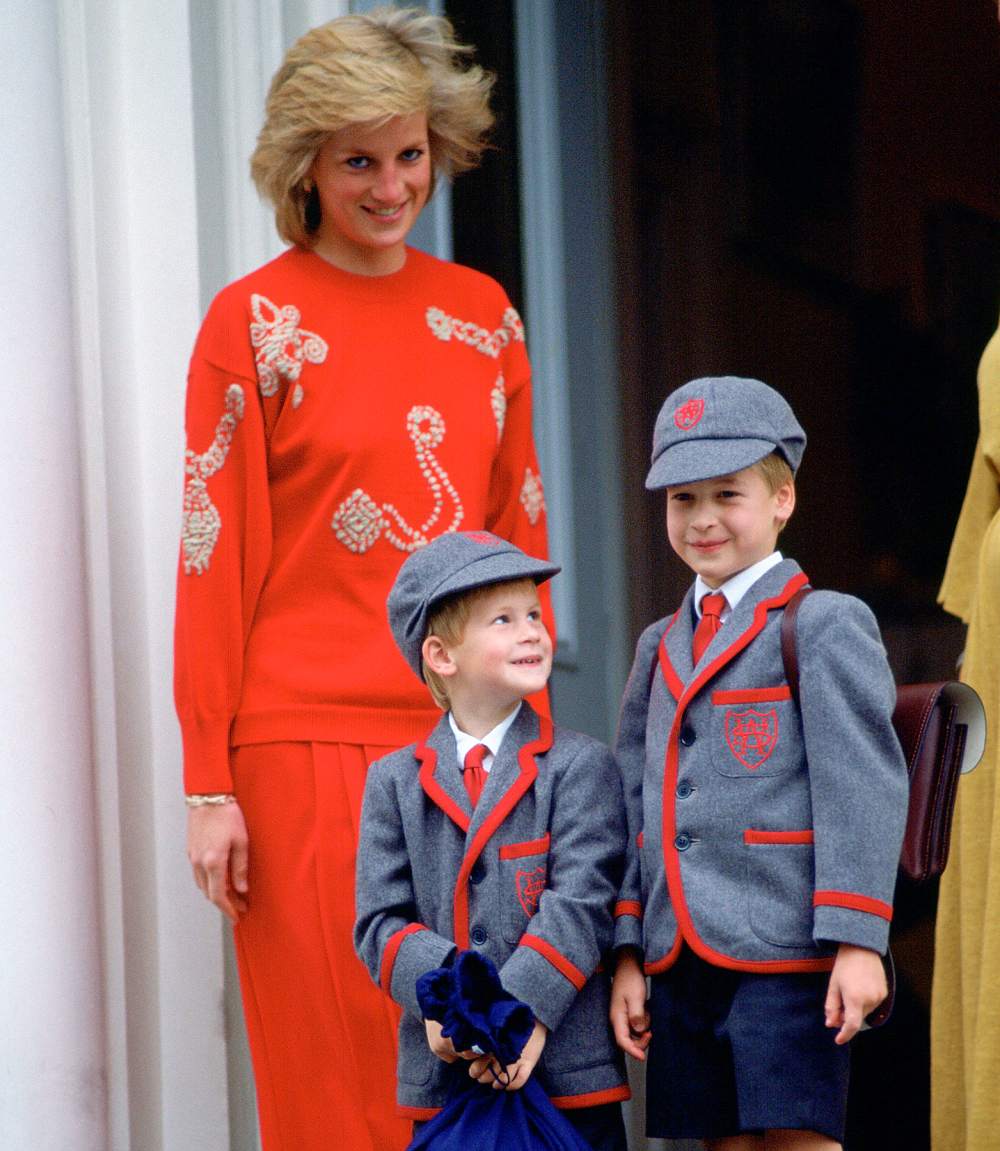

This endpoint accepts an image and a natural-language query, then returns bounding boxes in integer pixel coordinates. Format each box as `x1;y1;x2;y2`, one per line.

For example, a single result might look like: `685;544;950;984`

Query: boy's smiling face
666;465;795;588
424;581;552;730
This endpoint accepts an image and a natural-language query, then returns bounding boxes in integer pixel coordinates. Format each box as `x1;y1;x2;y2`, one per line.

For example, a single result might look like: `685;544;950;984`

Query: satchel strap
780;585;812;702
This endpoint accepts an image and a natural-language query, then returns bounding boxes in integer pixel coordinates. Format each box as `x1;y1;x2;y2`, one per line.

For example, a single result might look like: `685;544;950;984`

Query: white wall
0;4;106;1148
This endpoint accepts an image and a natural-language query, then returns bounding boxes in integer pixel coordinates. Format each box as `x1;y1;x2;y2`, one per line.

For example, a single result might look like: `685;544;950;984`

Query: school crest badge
674;398;704;430
725;708;779;770
515;866;546;916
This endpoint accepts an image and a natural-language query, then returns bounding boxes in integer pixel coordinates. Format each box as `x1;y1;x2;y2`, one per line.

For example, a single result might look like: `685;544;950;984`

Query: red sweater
174;246;553;794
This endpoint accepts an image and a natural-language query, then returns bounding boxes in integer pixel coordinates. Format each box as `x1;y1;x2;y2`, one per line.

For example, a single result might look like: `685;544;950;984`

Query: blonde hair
752;451;795;533
250;6;495;247
422;578;537;710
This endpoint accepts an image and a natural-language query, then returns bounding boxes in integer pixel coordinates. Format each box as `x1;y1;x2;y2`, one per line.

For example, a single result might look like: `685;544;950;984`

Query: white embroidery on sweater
520;467;546;526
249;293;328;399
425;306;525;360
491;374;506;441
292;384;304;409
331;405;464;554
182;384;245;575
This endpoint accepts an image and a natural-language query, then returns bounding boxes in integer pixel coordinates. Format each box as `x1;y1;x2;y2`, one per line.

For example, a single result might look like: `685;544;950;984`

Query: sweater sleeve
939;320;1000;622
486;300;555;707
173;294;275;794
797;592;910;955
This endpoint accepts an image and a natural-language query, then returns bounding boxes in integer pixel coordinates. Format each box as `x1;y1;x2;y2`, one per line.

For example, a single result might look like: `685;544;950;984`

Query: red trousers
232;741;411;1151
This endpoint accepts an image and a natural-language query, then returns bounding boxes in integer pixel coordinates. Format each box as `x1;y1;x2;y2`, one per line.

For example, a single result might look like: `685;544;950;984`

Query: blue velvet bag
407;950;594;1151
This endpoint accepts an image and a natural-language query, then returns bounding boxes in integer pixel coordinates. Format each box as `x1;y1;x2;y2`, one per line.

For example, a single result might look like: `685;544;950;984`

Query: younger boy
354;531;629;1151
610;377;909;1150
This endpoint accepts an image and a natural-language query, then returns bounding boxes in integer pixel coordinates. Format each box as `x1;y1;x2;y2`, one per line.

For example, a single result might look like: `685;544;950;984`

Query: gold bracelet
185;793;237;808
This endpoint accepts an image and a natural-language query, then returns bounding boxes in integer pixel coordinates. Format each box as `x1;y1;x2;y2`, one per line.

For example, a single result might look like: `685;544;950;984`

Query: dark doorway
608;3;1000;1148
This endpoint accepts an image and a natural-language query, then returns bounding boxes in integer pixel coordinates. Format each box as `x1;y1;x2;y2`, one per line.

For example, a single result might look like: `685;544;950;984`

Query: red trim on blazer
657;609;685;701
644;932;684;975
451;712;554;949
518;934;587;990
417;741;469;833
813;890;893;921
615;900;643;919
499;832;551;860
398;1105;441;1120
744;829;815;845
712;686;792;704
657;571;836;974
549;1085;633;1109
380;923;428;994
637;830;644;848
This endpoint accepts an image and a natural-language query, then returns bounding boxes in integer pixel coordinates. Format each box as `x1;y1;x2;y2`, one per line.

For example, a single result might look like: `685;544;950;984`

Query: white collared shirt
693;551;784;622
449;702;523;775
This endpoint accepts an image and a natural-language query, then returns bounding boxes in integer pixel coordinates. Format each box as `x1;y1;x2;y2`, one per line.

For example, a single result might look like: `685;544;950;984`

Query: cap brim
425;552;561;613
645;438;776;489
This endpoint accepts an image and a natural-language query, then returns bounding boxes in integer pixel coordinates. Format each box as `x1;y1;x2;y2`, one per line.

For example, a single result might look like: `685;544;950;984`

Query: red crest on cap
674;398;704;430
465;531;498;545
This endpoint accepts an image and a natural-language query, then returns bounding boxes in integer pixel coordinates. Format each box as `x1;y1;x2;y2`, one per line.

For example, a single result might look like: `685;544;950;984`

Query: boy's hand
467;1020;548;1090
825;943;888;1044
610;947;651;1059
424;1019;462;1063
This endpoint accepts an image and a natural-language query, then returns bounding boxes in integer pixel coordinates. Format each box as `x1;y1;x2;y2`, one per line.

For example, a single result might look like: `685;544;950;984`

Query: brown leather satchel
780;587;985;884
780;586;986;1028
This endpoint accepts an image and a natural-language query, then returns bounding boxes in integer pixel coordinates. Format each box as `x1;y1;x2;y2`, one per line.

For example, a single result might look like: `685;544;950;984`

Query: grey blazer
614;558;909;973
354;704;629;1115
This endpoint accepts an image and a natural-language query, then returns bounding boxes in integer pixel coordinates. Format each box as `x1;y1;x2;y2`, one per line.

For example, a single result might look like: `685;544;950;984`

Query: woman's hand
610;947;651;1059
187;803;249;924
467;1020;548;1091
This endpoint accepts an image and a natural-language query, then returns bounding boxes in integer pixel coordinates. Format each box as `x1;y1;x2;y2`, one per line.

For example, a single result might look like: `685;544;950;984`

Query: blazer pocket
397;1011;435;1085
710;687;798;778
744;828;816;948
498;833;550;945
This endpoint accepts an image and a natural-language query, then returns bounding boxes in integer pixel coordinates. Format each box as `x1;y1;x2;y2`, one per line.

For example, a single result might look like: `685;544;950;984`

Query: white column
59;1;232;1147
0;4;107;1149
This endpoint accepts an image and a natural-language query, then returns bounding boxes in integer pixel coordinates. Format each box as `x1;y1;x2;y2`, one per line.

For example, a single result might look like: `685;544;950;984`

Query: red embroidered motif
674;398;705;430
465;531;499;545
725;708;779;769
516;866;546;916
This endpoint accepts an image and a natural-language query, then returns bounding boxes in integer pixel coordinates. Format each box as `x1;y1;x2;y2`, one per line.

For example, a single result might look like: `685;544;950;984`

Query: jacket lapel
682;559;807;699
418;715;471;833
467;703;541;844
451;705;553;949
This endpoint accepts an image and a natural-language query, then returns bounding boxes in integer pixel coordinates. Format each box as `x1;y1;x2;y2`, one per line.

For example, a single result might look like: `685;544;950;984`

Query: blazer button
679;726;696;747
674;833;691;851
676;780;693;799
471;925;488;946
470;860;486;884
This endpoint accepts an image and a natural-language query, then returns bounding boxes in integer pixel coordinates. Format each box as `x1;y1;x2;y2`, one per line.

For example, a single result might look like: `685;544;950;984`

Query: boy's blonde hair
423;578;537;709
751;451;795;532
250;6;494;248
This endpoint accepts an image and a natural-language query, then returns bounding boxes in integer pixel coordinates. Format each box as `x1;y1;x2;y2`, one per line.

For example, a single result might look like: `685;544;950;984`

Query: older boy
354;531;629;1151
610;377;909;1150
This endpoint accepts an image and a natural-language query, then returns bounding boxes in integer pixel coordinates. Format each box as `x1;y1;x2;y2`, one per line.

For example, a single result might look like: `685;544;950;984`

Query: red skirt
232;741;412;1151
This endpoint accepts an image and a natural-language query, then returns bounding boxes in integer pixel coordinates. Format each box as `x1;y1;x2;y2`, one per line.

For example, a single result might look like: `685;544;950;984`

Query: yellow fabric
932;318;1000;1151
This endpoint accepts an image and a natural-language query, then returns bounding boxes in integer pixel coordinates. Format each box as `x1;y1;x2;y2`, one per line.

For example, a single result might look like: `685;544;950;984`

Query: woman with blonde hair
175;9;552;1149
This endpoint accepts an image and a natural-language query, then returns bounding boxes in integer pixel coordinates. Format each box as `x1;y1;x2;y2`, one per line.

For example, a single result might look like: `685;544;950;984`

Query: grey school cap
387;531;560;680
646;376;806;489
